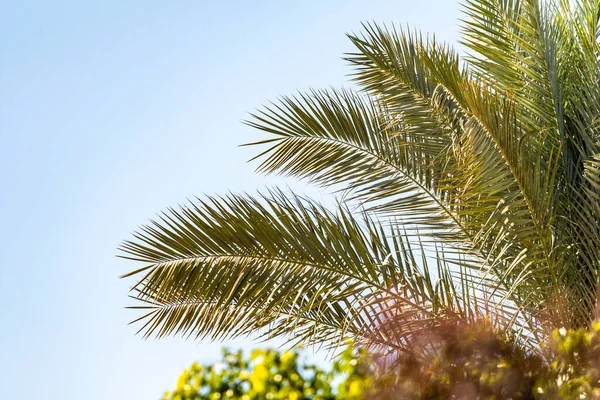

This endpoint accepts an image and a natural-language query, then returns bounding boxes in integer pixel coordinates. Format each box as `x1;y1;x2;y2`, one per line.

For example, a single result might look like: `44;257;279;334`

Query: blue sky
0;1;459;398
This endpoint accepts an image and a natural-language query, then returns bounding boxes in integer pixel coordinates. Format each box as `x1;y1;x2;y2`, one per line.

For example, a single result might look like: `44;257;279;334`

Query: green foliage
161;347;370;400
536;321;600;399
162;326;600;400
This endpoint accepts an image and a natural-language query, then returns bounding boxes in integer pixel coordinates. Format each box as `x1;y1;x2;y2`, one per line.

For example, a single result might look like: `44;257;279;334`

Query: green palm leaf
121;190;487;352
245;88;462;236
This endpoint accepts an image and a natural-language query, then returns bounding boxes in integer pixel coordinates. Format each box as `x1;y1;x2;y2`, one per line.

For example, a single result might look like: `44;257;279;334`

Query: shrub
162;322;600;399
161;347;370;400
368;320;600;399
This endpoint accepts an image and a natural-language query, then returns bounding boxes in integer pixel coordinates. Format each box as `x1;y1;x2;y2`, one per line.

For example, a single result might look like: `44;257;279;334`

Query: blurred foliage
370;321;544;399
367;320;600;399
537;320;600;399
161;346;371;400
163;322;600;399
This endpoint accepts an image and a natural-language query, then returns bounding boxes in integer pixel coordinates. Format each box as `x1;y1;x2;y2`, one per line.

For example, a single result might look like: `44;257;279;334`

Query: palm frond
121;190;487;352
244;89;464;238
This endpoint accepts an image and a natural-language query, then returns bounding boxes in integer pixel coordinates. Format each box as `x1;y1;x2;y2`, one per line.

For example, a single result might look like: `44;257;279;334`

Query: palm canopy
121;0;600;357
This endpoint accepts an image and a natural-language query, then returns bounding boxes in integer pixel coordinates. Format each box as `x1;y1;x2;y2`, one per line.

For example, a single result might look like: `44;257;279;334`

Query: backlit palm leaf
121;190;493;352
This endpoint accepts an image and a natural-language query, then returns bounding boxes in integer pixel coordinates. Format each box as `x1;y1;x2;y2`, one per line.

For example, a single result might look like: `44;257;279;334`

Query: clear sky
0;1;460;398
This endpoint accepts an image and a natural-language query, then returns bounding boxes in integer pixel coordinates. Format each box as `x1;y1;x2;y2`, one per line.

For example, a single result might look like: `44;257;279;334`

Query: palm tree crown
121;0;600;357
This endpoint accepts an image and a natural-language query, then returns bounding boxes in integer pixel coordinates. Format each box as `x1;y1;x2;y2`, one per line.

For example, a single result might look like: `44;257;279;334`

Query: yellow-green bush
535;320;600;399
161;347;370;400
163;322;600;399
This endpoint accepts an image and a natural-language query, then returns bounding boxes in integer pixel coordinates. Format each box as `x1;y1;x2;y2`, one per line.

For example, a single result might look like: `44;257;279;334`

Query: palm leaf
120;190;487;352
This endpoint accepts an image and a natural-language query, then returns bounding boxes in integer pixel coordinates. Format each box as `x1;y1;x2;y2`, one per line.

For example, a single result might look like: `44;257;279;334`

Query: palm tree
120;0;600;357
